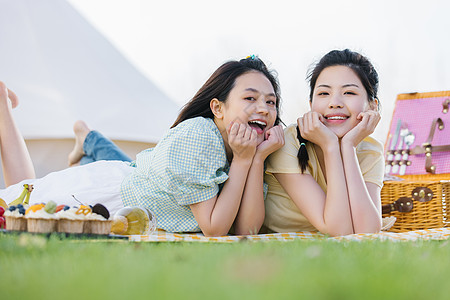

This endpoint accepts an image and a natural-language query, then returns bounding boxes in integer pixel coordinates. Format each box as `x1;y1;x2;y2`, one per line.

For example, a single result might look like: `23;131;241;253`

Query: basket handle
443;98;450;114
381;187;433;215
424;118;444;174
382;197;414;214
410;118;450;174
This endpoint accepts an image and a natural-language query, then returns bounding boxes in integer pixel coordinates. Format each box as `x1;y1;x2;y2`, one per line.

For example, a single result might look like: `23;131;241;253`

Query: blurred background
0;0;449;187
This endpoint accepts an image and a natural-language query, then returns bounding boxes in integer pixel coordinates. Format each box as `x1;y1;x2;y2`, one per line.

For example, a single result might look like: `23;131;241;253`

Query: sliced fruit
0;198;8;209
44;201;57;214
25;204;45;215
76;205;92;216
111;216;128;235
55;205;66;213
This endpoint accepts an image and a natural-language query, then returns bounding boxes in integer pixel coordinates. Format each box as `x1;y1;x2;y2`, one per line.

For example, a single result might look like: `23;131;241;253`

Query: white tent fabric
0;0;180;187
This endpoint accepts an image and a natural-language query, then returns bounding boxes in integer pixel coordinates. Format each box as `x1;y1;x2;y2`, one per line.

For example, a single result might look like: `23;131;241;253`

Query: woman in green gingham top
0;56;284;236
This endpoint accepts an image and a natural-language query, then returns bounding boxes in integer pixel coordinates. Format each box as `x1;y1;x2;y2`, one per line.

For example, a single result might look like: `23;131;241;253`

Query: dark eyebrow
316;84;360;89
342;84;360;88
244;88;276;97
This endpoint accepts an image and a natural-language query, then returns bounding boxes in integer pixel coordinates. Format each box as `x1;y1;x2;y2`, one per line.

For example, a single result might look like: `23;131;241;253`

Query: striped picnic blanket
127;227;450;243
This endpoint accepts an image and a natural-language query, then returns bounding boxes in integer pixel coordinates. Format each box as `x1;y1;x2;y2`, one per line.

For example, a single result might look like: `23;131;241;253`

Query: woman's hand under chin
255;125;285;161
341;110;381;147
297;112;338;149
227;122;258;162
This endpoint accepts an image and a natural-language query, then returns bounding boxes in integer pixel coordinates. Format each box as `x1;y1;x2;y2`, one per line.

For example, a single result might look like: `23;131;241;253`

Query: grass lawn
1;232;449;300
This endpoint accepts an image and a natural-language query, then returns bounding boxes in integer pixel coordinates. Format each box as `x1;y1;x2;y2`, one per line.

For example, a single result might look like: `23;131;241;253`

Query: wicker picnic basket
381;91;450;232
381;174;450;232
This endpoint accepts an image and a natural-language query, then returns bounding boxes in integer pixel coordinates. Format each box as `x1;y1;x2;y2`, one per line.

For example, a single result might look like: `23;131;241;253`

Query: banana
8;186;27;206
23;184;33;205
8;184;34;206
0;198;7;209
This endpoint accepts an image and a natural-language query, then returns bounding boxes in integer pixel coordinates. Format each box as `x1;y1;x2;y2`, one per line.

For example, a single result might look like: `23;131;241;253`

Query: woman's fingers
230;123;257;142
265;125;283;143
7;88;19;108
344;110;381;146
256;125;285;158
228;123;257;150
228;122;239;136
250;128;258;142
357;110;380;133
237;123;247;138
298;112;317;135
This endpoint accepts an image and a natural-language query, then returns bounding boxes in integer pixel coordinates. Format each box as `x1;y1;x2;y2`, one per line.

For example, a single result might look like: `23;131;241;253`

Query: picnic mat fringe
126;227;450;242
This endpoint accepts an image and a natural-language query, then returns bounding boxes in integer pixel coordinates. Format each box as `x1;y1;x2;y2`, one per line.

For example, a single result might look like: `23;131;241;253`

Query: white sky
67;0;450;143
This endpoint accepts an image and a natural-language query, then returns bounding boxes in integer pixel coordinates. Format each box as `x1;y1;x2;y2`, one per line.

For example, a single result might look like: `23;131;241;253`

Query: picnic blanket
127;227;450;243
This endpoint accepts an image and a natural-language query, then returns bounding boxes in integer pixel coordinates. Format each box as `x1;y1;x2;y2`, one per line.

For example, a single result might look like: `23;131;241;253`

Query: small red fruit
55;205;66;213
0;206;5;217
0;216;5;229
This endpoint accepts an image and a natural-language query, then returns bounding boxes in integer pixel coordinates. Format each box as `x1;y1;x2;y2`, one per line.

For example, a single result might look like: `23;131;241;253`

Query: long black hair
297;49;380;173
171;56;281;128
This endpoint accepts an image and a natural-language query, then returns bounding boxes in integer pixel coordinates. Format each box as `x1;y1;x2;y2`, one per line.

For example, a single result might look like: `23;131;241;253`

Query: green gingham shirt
121;117;230;232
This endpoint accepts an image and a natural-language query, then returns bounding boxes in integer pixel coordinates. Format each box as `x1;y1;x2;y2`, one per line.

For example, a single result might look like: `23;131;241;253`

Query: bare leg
0;81;35;187
68;120;90;166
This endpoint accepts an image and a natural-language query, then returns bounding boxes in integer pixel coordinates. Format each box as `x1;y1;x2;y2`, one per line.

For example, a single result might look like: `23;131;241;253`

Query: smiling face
212;71;278;145
311;65;373;138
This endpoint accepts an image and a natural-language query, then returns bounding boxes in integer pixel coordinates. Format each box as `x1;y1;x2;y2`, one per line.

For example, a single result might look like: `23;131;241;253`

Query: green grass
1;233;449;300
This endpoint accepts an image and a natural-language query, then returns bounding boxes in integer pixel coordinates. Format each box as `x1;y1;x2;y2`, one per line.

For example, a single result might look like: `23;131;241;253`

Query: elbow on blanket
352;218;383;235
201;228;229;237
355;221;383;235
323;229;354;237
233;225;262;236
317;222;354;237
201;222;262;237
322;222;382;237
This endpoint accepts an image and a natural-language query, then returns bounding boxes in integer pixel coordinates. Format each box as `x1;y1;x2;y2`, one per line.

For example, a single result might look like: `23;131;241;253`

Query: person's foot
8;89;19;108
68;120;91;166
0;81;18;109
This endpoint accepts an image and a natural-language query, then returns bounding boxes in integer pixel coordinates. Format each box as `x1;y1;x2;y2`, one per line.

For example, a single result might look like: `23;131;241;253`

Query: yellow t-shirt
263;124;384;233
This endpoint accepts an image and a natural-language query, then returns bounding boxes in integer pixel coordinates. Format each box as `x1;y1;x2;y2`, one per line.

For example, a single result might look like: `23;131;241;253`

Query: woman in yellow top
264;49;384;236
